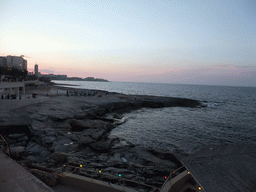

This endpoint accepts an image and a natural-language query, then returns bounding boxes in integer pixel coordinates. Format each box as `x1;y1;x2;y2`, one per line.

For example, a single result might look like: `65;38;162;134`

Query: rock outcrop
0;86;202;190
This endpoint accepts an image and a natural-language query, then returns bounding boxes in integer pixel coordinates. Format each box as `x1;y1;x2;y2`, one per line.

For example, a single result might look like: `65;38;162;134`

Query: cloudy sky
1;0;255;86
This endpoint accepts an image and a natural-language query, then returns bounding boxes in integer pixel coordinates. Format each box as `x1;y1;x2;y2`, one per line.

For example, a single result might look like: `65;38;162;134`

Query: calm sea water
53;81;256;154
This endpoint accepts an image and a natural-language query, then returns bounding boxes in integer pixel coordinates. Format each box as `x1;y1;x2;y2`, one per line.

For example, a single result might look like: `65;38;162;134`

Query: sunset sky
1;0;255;86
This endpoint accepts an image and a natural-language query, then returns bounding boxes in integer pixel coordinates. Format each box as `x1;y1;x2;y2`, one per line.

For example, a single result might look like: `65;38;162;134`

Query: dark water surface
54;81;256;154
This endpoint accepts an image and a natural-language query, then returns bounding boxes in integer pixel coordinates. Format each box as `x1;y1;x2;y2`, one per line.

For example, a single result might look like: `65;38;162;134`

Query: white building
6;55;27;70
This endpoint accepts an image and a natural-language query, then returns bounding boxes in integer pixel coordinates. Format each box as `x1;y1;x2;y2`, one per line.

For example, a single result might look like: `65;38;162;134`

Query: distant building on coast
0;55;27;70
41;73;67;80
34;64;38;77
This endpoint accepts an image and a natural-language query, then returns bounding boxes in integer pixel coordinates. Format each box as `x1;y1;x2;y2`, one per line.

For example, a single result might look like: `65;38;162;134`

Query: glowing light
198;186;202;190
119;174;121;177
80;165;82;168
164;176;167;179
99;170;102;173
63;165;66;167
188;171;190;174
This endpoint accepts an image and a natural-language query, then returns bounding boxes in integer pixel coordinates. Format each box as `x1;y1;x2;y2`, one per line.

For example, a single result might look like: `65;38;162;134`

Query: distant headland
39;74;109;82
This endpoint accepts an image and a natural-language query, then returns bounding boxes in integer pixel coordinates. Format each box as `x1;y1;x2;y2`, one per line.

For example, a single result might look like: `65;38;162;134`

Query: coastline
0;82;202;190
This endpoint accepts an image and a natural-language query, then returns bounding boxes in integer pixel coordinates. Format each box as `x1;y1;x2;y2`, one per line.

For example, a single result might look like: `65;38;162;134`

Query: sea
53;80;256;154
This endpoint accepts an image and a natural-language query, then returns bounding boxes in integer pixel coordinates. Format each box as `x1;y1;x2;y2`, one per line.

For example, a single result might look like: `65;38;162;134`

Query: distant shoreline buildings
1;55;108;82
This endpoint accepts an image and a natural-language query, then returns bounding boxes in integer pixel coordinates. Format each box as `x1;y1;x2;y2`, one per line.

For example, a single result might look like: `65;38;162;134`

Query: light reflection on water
110;106;256;154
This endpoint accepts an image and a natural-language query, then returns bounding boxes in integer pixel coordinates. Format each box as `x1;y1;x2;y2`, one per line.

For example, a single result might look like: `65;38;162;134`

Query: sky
1;0;256;87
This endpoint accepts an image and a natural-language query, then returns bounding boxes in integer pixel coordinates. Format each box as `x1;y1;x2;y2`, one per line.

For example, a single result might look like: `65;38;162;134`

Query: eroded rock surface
0;86;200;191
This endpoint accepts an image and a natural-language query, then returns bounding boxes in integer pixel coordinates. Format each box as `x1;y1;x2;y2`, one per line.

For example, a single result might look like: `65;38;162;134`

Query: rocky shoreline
0;84;203;191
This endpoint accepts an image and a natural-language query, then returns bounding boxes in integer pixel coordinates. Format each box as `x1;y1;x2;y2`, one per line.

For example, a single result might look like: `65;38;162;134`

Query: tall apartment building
3;55;28;70
34;64;38;77
0;57;7;67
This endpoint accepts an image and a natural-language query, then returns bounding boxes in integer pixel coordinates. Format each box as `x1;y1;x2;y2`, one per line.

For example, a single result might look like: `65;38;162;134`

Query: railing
0;82;25;88
0;80;38;85
62;164;160;192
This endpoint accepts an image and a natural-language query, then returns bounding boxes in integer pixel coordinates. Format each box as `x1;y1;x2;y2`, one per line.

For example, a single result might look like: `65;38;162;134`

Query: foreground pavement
0;150;54;192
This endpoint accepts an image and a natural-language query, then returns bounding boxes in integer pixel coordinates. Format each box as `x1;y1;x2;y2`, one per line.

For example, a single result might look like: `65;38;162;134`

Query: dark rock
25;141;51;162
5;137;18;145
143;167;164;177
13;140;27;146
78;136;95;146
48;114;67;122
52;139;79;153
129;162;144;169
100;174;118;183
30;114;48;122
103;167;117;172
43;135;57;146
88;129;105;141
89;140;112;152
147;148;182;165
69;119;112;132
143;100;165;108
112;139;135;149
50;121;72;130
114;153;121;160
18;136;29;141
51;152;68;164
87;162;104;168
44;128;57;136
8;133;27;138
64;133;80;142
26;155;37;162
113;113;123;119
10;146;25;156
85;112;97;119
122;174;134;179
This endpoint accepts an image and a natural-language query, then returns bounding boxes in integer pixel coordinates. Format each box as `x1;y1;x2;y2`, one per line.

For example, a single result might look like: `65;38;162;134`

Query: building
2;55;27;70
0;57;7;67
34;64;38;77
23;60;27;71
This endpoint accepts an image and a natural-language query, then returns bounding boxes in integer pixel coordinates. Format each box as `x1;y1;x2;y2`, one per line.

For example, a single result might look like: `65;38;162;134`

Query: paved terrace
0;150;54;192
182;144;256;192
